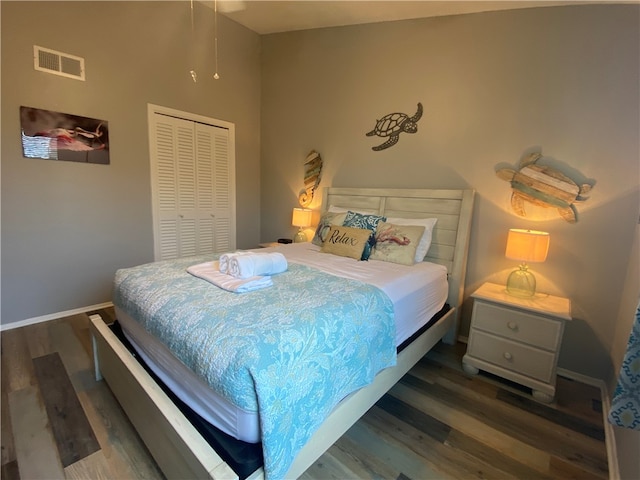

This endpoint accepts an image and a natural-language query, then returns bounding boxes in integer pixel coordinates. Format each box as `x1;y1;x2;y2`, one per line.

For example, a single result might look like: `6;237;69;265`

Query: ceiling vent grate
33;45;85;81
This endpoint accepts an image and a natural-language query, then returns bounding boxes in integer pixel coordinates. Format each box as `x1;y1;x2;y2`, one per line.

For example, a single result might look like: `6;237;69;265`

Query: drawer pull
507;321;518;331
503;352;513;361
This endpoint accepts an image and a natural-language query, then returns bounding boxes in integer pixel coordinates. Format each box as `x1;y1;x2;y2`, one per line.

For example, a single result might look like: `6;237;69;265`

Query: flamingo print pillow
370;222;426;266
386;217;438;263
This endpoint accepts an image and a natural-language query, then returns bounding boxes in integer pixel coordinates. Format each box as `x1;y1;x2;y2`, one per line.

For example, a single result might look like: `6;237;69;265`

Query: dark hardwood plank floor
1;308;609;479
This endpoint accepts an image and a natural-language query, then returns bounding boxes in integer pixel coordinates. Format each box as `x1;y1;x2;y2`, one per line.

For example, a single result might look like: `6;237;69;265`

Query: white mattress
117;242;448;444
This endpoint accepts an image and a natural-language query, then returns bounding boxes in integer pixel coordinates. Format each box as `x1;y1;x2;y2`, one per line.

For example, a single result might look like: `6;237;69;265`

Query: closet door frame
147;104;236;261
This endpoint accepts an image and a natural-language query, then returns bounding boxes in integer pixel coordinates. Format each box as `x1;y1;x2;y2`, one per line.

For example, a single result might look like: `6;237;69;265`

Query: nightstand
462;282;571;403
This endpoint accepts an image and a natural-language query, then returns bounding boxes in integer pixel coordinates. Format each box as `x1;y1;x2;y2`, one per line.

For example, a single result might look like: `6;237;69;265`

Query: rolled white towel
187;261;273;293
228;252;288;279
219;251;251;274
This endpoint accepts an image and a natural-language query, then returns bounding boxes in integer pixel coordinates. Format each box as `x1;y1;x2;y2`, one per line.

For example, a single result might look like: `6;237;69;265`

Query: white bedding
117;242;448;444
273;242;448;344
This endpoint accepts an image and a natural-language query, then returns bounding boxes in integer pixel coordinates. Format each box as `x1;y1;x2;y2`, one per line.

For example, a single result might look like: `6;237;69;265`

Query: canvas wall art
20;106;110;164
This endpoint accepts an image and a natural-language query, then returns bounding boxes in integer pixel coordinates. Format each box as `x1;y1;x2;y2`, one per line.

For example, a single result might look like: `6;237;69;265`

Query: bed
90;187;475;480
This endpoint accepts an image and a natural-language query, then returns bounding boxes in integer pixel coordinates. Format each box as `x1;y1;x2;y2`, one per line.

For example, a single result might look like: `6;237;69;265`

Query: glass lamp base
506;266;536;297
294;229;307;243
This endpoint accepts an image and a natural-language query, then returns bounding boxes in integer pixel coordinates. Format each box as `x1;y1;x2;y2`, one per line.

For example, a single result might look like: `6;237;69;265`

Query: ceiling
211;0;614;35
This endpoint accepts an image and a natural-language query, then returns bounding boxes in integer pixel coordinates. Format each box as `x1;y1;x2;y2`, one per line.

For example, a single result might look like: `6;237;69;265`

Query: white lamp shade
292;208;312;228
505;229;550;263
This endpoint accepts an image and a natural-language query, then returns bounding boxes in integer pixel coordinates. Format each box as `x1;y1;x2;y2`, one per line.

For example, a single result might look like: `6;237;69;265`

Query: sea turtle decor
366;102;423;151
496;152;593;223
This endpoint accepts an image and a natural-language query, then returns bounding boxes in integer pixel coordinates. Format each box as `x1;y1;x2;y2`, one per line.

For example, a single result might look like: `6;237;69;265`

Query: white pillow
386;217;437;262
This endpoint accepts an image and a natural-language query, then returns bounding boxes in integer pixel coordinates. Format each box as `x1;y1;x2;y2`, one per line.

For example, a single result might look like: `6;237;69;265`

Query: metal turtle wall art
366;102;423;151
496;152;593;223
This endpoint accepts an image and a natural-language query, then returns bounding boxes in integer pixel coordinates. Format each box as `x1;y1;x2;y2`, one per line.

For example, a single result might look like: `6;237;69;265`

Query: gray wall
260;4;640;384
1;1;261;324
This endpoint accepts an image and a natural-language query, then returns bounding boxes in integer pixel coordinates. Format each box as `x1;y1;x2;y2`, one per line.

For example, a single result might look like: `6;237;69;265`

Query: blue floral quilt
113;255;396;479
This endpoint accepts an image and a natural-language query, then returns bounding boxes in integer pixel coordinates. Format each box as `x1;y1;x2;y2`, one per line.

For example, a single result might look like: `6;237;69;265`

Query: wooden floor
1;308;609;480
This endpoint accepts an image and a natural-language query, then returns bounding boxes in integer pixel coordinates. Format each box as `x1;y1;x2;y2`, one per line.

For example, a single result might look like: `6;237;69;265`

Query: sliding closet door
149;107;236;261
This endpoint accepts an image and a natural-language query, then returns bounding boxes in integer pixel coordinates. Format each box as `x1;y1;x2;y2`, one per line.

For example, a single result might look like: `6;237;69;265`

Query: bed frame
90;187;475;480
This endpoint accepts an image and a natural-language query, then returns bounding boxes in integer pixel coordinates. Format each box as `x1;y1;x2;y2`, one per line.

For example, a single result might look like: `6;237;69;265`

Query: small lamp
505;229;550;297
292;208;312;243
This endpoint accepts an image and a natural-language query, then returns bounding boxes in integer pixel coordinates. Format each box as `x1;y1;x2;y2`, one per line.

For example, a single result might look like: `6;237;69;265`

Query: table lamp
292;208;312;243
505;228;550;297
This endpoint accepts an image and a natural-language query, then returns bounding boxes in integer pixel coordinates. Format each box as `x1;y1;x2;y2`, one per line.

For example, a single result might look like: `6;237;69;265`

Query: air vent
33;45;85;81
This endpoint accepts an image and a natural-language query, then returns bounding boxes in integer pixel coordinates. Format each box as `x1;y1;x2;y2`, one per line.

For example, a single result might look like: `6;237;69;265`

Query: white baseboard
0;301;114;331
454;343;619;479
600;384;620;480
557;367;602;388
557;368;619;480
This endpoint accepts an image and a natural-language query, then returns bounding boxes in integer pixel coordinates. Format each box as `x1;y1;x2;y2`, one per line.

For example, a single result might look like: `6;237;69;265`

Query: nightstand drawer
467;331;555;383
473;301;562;351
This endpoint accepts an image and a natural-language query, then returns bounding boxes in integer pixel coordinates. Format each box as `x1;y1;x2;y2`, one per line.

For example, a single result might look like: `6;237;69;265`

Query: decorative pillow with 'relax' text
320;225;371;260
343;211;387;260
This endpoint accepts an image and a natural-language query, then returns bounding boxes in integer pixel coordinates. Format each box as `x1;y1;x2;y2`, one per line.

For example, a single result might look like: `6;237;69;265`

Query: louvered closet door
154;115;181;260
151;112;235;261
195;123;234;254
